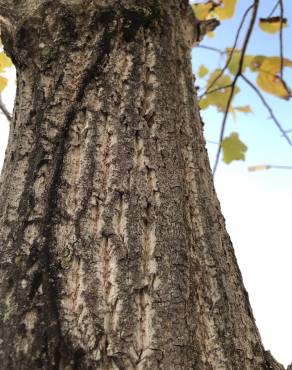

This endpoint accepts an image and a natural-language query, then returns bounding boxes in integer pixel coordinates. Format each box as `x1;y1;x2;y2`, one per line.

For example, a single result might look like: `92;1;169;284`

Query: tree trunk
0;1;284;369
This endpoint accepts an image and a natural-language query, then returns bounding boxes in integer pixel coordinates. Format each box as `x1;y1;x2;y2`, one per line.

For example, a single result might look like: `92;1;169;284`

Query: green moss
15;256;22;264
40;45;53;58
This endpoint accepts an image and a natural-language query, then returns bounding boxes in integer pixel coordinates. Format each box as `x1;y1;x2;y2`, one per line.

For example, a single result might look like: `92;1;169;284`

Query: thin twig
212;0;260;175
270;165;292;170
0;94;11;122
202;4;254;98
206;140;219;145
268;0;280;18
197;45;225;54
279;0;284;80
200;84;233;98
241;74;292;146
248;164;292;171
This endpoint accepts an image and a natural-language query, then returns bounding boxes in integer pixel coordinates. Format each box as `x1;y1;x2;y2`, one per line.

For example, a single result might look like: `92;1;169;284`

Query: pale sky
1;1;292;366
192;0;292;366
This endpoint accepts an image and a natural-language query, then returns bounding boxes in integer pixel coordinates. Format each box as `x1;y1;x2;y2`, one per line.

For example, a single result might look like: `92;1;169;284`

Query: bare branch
206;139;218;145
201;3;254;98
200;83;233;99
279;0;284;80
268;1;280;18
248;164;292;171
0;94;11;122
212;0;260;175
197;45;224;54
241;74;292;146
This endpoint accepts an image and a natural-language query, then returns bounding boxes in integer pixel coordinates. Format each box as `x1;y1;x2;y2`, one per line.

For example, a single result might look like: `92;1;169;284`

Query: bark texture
0;1;285;369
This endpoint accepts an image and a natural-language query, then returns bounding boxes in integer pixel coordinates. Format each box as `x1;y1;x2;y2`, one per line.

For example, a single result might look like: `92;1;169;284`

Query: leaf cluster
193;0;291;170
0;40;12;93
0;1;291;173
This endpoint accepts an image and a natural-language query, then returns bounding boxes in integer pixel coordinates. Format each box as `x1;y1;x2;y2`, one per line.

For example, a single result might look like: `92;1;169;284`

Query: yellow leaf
192;2;214;21
226;49;254;75
257;73;290;99
207;31;215;38
207;68;240;94
0;52;13;73
234;105;252;113
0;76;8;92
221;132;247;164
249;55;266;71
256;57;292;99
248;165;271;172
199;98;209;110
260;56;292;74
207;69;231;89
198;65;209;78
215;0;237;20
259;17;288;34
199;90;239;112
202;69;240;112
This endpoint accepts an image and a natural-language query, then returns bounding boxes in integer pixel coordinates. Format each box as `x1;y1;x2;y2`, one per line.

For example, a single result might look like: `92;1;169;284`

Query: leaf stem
241;74;292;146
212;0;260;175
201;4;254;98
0;94;11;122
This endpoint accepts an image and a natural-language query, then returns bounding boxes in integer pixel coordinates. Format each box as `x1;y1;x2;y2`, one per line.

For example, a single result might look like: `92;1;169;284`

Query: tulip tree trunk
0;1;285;369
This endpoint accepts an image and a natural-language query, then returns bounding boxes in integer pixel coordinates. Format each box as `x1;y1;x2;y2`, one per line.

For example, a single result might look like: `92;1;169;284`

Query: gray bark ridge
0;1;285;369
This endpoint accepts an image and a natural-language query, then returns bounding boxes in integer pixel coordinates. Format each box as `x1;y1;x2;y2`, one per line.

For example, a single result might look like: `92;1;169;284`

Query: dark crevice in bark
36;22;117;366
9;70;65;258
73;348;87;370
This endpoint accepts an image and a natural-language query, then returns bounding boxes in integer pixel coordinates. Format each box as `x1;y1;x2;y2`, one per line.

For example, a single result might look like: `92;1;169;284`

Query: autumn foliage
193;0;291;171
0;0;291;171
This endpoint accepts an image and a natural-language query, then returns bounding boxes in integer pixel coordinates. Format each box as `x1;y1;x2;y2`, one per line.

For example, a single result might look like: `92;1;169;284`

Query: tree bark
0;1;285;369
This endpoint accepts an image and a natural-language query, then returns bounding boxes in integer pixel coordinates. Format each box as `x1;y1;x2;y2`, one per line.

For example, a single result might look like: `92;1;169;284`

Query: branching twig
201;4;254;98
196;0;290;174
241;74;292;146
212;0;260;175
268;0;280;18
206;139;219;145
197;45;224;54
279;0;284;80
0;94;11;122
200;83;233;98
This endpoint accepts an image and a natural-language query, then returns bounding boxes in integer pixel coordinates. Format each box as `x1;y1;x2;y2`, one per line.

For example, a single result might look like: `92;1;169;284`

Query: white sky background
192;0;292;366
1;1;292;365
214;164;292;367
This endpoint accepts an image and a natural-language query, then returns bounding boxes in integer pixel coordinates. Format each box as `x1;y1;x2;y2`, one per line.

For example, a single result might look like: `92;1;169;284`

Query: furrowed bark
0;1;285;369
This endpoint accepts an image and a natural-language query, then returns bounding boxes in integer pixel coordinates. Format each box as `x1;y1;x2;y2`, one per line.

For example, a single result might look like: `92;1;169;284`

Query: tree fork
0;1;285;369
